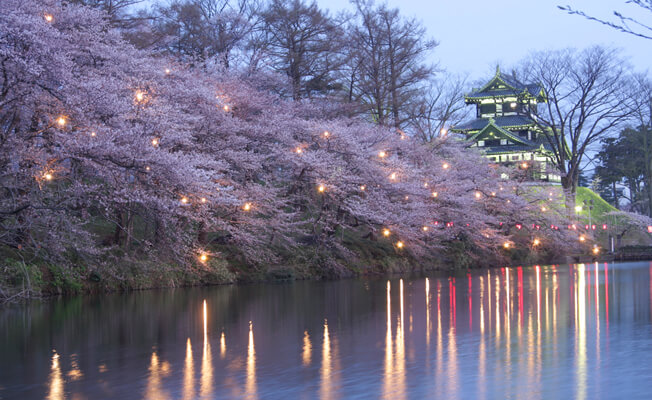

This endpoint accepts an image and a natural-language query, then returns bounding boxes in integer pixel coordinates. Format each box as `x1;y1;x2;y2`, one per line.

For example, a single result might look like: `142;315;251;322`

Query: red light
585;225;589;229
592;224;596;230
648;226;652;233
602;224;607;230
516;224;522;230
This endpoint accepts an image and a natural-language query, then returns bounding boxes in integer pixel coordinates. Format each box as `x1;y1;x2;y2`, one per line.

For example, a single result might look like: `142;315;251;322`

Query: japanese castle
451;66;560;183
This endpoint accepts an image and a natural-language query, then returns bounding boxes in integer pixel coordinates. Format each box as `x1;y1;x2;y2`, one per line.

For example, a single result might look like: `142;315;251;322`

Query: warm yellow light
295;147;303;154
579;235;585;242
360;185;366;191
378;151;387;158
422;226;429;232
510;102;517;108
432;191;438;198
44;14;53;22
440;128;448;136
541;206;547;212
593;246;599;255
44;173;53;181
90;131;96;137
199;253;208;263
396;241;404;248
442;162;449;170
491;192;496;197
423;182;428;188
575;205;583;212
201;197;207;203
318;184;325;193
503;242;511;249
145;166;151;171
181;197;189;204
135;91;144;102
382;228;391;237
404;195;409;200
533;238;540;246
389;172;397;180
56;116;66;127
323;131;330;138
164;68;171;75
475;191;482;199
151;138;159;147
223;105;230;112
521;162;528;169
243;202;251;211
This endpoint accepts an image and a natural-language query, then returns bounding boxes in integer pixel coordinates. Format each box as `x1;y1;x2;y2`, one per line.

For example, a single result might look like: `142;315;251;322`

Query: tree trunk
561;174;577;219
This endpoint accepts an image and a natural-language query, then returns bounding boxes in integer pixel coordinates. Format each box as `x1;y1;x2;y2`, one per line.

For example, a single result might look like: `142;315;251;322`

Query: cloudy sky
318;0;651;81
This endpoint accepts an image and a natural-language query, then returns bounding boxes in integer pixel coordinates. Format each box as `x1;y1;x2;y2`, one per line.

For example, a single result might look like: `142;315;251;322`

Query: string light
199;253;208;263
541;206;547;212
44;173;53;181
359;185;366;191
295;147;303;154
318;184;325;193
404;195;409;200
389;172;397;180
382;228;391;237
442;162;449;170
44;14;53;22
323;131;330;138
165;68;171;75
151;138;159;147
593;246;599;255
431;191;438;198
475;191;481;199
533;238;540;246
503;242;511;249
201;197;207;203
579;235;585;242
223;105;230;112
378;151;387;158
90;131;96;137
521;162;528;169
181;197;188;204
396;241;404;248
56;116;66;127
243;202;251;211
135;91;145;103
422;226;429;232
145;166;151;171
424;182;428;188
491;192;496;197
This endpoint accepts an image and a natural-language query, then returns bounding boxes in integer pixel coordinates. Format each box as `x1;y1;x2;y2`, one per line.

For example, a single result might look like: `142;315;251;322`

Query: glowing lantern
295;147;303;154
378;151;387;158
648;226;652;233
521;162;528;169
431;191;438;198
145;166;151;171
151;138;159;147
180;197;188;204
44;173;53;181
56;116;66;127
360;185;366;191
165;68;171;75
491;192;496;197
602;224;607;230
442;162;449;170
201;197;207;203
440;128;448;136
135;91;145;102
243;202;251;211
44;14;54;22
382;228;391;237
396;241;404;249
579;235;585;242
592;246;599;255
199;253;208;263
591;224;596;230
503;242;511;249
404;195;409;200
90;131;96;137
533;238;540;246
424;182;429;188
317;184;325;193
541;206;547;212
323;131;330;138
389;172;397;181
422;226;429;232
516;224;522;230
475;191;481;199
223;105;230;112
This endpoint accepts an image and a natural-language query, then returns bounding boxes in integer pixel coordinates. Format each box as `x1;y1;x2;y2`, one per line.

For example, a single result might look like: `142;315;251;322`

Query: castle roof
453;115;535;132
465;66;545;102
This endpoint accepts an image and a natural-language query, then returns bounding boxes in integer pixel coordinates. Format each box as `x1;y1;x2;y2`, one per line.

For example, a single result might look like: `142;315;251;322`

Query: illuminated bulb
199;253;208;262
510;102;517;108
521;162;528;169
360;185;366;191
151;138;159;147
295;147;303;154
44;173;53;181
318;184;325;193
181;197;188;204
396;241;404;248
475;191;481;199
145;166;151;171
389;172;397;180
56;116;66;127
491;192;496;197
323;131;330;137
503;242;511;249
243;202;251;211
422;226;429;232
382;228;391;237
593;246;599;255
45;14;54;22
90;131;96;137
378;151;387;158
201;197;207;203
135;91;144;102
533;238;540;246
541;206;547;212
579;235;585;242
223;105;230;112
442;162;449;170
404;195;409;200
575;205;582;212
423;182;428;188
165;68;171;75
440;128;448;135
432;191;438;198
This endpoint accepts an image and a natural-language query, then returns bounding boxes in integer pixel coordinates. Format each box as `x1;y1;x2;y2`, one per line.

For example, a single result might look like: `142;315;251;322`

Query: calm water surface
2;261;652;399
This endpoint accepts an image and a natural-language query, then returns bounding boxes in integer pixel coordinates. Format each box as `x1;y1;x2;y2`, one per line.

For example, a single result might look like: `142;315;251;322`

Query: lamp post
583;199;594;228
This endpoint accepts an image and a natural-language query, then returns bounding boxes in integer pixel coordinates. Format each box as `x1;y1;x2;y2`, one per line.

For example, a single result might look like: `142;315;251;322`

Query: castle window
500;139;507;145
480;104;496;115
511;155;519;161
478;140;485;147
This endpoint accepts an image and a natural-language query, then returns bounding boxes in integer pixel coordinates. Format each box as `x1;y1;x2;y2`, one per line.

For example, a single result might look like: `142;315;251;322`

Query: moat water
2;261;652;399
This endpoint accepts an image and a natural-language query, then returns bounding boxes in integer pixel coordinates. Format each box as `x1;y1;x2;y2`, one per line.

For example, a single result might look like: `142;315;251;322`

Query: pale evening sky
317;0;651;81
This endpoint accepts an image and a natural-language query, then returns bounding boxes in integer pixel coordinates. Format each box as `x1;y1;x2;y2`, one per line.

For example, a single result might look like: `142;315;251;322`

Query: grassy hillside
575;186;619;224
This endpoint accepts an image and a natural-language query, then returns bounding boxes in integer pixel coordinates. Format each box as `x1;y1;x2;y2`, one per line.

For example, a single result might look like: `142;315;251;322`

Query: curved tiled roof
452;115;535;132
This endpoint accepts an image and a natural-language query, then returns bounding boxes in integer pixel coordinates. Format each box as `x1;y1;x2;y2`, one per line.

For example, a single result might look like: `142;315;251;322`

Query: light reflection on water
2;261;652;399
